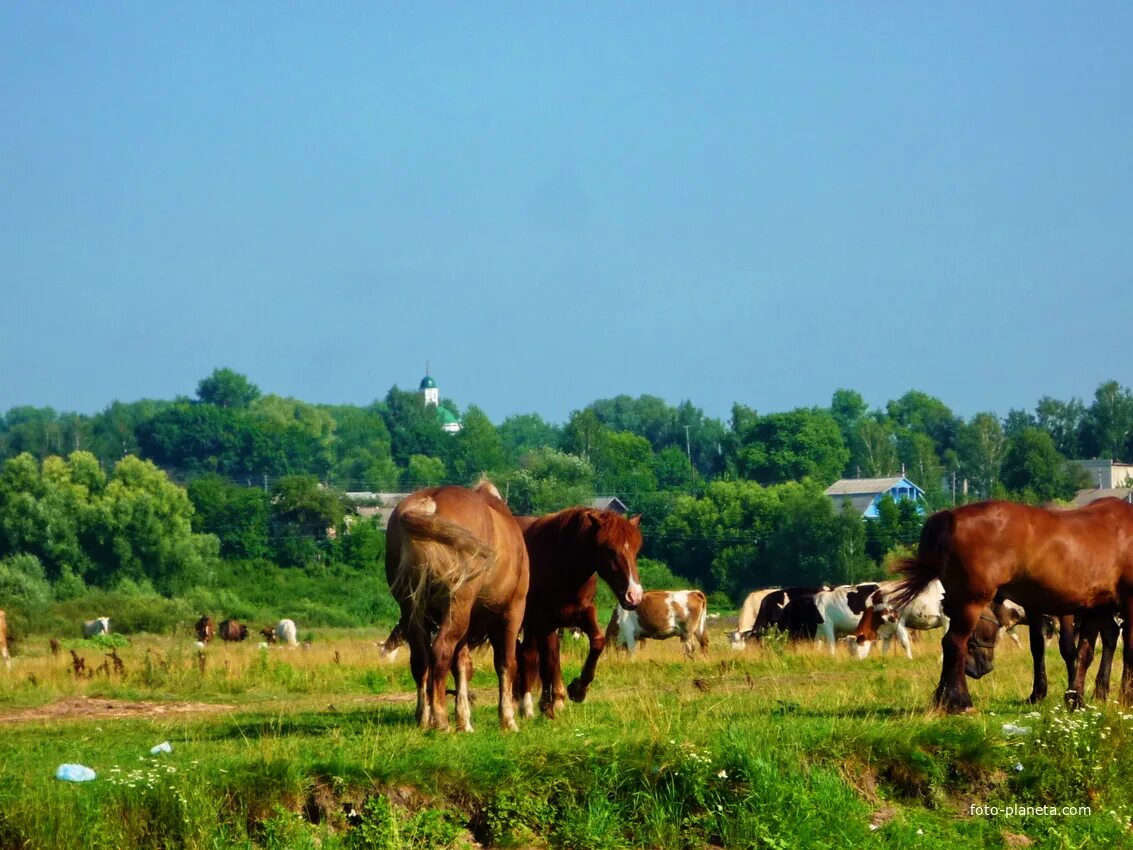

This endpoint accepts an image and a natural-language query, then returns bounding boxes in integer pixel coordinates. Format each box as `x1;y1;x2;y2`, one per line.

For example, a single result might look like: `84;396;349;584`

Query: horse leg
567;605;606;704
1117;598;1133;706
1026;606;1048;704
516;634;539;719
1095;613;1119;702
453;643;474;733
1057;614;1076;698
407;625;432;729
935;601;983;713
428;612;469;731
538;629;564;718
491;612;522;732
1067;613;1101;711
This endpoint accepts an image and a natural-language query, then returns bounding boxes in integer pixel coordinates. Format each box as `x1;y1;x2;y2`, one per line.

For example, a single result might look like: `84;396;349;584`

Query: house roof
590;496;628;514
824;477;921;497
1073;488;1133;507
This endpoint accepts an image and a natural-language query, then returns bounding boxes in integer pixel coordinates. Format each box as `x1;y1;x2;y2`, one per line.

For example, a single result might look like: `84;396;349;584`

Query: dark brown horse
964;601;1077;704
386;481;529;732
194;615;214;644
515;508;644;718
894;497;1133;712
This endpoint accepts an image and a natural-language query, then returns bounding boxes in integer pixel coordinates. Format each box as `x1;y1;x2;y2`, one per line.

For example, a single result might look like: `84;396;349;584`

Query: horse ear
629;514;642;527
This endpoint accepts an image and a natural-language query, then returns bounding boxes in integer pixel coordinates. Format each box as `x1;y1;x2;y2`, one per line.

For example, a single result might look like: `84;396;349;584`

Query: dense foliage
0;367;1124;628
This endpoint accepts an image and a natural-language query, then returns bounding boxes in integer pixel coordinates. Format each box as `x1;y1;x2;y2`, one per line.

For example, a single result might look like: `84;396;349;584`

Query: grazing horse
515;508;644;719
218;619;248;642
386;482;529;732
194;615;215;644
893;498;1133;712
606;589;709;658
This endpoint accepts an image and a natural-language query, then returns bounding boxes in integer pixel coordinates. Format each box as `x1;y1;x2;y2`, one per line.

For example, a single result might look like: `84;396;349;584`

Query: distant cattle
730;588;780;648
261;619;298;647
218;619;248;642
811;584;889;653
748;586;829;640
849;579;948;659
195;615;215;644
82;617;110;638
1;609;9;668
606;590;709;658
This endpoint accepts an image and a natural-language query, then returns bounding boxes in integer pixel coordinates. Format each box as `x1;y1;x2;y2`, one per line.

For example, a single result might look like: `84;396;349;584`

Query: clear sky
3;4;1131;425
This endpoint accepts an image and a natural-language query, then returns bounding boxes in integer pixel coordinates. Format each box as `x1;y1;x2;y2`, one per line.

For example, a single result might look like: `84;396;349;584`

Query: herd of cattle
192;615;300;647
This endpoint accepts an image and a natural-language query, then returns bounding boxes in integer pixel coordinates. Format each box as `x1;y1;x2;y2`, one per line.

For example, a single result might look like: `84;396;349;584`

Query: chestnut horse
515;508;644;718
386;482;529;732
893;497;1133;713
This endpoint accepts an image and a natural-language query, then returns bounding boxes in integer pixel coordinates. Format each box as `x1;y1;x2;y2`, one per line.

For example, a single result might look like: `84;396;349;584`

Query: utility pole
684;425;691;462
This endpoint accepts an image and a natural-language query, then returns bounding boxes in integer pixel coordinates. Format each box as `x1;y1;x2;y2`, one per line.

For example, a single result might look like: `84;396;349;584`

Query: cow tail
889;510;955;610
391;499;497;618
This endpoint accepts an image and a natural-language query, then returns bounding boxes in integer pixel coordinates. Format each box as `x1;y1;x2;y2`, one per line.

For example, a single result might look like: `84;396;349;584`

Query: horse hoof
1026;692;1046;705
567;679;586;703
1064;690;1084;711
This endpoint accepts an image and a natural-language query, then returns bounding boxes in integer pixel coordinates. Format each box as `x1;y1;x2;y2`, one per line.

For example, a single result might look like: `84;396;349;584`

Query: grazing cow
1;609;9;669
194;615;214;644
606;590;709;658
812;584;886;653
849;579;948;659
82;617;110;638
218;619;249;642
748;586;829;640
730;588;780;648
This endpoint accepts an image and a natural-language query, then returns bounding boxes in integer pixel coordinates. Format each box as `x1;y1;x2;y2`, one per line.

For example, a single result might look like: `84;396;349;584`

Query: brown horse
515;508;644;719
964;601;1077;704
386;481;529;732
893;497;1133;712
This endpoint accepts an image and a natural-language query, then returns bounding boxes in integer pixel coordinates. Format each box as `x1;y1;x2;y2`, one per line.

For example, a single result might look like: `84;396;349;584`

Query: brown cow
1;609;9;669
218;619;248;642
606;590;709;658
195;615;215;644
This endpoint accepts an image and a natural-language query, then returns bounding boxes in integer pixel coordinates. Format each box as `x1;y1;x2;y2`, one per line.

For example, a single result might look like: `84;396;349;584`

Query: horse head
965;606;1002;679
588;511;644;610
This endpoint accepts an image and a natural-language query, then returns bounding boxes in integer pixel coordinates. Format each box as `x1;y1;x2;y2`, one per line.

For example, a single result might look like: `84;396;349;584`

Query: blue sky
3;4;1131;425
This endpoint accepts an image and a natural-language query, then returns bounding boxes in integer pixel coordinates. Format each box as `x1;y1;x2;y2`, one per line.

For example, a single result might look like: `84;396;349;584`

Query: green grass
1;627;1131;848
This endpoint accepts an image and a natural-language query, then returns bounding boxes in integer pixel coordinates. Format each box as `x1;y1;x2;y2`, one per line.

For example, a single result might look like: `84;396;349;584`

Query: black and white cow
812;583;884;653
747;586;829;641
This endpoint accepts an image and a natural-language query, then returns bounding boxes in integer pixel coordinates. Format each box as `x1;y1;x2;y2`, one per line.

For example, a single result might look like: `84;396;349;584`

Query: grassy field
0;620;1131;850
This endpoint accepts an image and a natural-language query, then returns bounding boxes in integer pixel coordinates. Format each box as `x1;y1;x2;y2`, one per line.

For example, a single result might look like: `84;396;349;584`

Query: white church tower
419;362;440;406
419;362;461;433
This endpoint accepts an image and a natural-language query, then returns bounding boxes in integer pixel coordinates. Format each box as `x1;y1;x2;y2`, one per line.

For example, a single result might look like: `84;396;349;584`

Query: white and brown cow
606;590;709;658
1;609;10;669
848;579;947;659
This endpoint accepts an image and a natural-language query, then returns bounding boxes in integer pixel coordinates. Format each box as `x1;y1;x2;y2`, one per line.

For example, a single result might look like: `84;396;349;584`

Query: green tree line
1;368;1128;624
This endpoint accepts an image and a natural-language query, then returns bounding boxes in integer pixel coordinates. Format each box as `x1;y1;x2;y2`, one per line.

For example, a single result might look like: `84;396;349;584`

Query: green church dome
419;375;437;390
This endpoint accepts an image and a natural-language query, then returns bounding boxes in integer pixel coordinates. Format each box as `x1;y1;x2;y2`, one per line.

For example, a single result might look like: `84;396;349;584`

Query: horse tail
390;497;497;619
889;509;955;610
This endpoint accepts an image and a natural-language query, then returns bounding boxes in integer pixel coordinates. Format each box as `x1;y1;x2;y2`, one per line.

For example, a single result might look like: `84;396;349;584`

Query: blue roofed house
824;476;927;519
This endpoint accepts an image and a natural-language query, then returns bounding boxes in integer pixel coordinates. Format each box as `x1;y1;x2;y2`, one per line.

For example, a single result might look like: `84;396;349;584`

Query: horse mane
527;507;642;550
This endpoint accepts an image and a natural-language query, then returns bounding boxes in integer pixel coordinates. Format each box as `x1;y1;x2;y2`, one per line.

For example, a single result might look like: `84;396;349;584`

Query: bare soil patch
0;696;238;724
